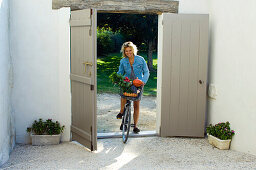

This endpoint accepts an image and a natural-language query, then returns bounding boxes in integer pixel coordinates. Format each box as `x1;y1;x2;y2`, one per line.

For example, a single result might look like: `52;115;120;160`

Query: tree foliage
97;27;124;56
97;13;158;71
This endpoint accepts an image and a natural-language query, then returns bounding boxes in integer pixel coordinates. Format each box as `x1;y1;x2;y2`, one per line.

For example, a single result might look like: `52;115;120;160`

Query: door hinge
162;20;164;25
91;85;94;91
90;126;93;151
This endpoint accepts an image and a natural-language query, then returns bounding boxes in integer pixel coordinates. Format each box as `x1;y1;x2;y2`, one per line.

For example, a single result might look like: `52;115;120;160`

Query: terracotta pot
31;134;61;145
207;134;231;150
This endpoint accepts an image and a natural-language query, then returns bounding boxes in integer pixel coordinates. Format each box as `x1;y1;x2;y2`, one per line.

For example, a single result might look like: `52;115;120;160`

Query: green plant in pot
27;118;65;145
206;121;235;150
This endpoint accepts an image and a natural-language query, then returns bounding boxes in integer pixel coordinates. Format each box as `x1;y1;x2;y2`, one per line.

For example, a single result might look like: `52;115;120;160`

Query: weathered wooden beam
52;0;179;14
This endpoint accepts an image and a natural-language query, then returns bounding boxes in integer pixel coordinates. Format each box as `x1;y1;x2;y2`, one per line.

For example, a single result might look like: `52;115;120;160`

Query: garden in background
97;52;157;96
97;13;158;133
97;13;158;96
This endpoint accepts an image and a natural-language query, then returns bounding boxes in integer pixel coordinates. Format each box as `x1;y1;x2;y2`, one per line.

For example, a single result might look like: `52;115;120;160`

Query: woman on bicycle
116;41;150;133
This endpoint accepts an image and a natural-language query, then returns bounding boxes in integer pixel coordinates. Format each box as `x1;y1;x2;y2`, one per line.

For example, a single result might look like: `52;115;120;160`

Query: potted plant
206;121;235;150
27;118;65;145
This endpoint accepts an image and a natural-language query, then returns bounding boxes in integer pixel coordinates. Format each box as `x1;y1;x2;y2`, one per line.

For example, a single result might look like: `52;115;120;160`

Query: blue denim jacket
117;55;150;84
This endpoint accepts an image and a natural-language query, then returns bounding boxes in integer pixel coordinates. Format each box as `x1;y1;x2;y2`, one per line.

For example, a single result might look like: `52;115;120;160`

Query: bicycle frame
122;100;132;143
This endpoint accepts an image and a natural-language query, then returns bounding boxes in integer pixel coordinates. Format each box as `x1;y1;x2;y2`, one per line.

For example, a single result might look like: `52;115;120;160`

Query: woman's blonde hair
120;41;138;58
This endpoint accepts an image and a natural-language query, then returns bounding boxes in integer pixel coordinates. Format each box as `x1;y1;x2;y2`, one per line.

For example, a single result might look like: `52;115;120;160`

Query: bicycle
120;87;143;143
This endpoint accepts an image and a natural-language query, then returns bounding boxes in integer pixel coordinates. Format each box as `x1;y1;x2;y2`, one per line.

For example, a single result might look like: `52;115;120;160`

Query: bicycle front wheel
122;106;131;143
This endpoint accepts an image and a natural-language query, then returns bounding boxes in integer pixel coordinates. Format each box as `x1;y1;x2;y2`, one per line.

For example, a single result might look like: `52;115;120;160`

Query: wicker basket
120;86;143;101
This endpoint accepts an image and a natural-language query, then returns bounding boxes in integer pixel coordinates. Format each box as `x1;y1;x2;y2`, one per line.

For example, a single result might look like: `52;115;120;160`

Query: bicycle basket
119;86;143;101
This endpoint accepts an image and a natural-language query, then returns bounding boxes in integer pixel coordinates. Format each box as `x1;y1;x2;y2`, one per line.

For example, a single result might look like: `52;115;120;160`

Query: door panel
160;14;209;137
70;9;97;151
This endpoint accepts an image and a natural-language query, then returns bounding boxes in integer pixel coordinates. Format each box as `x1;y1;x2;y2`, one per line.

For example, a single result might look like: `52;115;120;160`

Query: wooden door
159;14;209;137
70;9;97;150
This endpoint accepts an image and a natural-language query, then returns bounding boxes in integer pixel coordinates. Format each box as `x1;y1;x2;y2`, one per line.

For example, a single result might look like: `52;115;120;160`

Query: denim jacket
117;55;150;84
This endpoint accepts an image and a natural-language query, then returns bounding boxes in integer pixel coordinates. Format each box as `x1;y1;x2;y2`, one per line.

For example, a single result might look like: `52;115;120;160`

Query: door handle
83;62;93;74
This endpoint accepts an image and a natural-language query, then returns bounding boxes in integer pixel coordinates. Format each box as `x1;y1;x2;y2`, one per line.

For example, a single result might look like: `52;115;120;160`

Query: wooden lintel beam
52;0;179;14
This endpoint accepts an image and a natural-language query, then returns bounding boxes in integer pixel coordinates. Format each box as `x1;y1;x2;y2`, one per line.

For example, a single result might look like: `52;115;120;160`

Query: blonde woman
116;41;150;133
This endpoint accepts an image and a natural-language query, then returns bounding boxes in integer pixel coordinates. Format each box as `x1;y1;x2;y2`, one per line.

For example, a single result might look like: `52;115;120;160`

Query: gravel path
2;137;256;169
97;93;156;132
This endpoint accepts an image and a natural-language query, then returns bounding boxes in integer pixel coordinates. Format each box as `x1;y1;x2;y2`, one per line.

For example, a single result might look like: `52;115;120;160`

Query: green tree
97;27;124;56
97;13;158;71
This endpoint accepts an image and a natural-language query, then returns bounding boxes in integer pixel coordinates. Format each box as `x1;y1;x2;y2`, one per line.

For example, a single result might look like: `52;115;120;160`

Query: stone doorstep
97;131;157;139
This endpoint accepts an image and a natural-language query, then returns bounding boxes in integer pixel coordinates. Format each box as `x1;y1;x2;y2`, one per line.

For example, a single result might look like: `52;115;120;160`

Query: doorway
70;8;209;151
96;13;158;136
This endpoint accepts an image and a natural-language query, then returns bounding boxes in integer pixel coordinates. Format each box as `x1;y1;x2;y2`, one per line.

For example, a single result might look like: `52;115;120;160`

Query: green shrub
206;121;235;140
111;32;124;51
27;118;65;135
97;27;124;56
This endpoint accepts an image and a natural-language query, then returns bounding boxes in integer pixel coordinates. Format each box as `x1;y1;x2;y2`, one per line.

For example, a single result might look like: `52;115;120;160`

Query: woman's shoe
133;127;140;134
116;113;123;119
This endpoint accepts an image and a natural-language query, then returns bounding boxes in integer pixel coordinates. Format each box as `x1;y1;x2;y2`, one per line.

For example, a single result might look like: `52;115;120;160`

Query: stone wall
52;0;179;13
0;0;15;166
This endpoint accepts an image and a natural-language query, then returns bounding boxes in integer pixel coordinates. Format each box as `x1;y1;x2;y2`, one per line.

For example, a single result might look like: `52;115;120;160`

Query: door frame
96;11;162;136
68;10;173;138
63;4;178;142
67;5;208;142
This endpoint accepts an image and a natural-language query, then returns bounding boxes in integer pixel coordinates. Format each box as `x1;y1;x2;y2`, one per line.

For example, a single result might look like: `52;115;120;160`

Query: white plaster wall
178;0;210;14
0;0;15;166
207;0;256;155
10;0;71;143
179;0;256;155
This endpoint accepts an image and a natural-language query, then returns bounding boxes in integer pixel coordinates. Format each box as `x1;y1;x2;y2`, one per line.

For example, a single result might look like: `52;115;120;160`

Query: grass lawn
97;52;157;96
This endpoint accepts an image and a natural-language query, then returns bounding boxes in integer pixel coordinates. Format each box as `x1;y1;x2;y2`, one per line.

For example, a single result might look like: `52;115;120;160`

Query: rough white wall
179;0;256;155
207;0;256;155
179;0;209;14
10;0;71;143
0;0;15;166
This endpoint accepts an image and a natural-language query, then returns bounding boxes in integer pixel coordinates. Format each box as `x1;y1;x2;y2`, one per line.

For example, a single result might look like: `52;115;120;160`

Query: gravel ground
97;93;156;132
1;137;256;170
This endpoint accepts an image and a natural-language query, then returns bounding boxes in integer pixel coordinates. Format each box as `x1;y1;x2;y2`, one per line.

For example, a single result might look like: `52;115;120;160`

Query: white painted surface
178;0;209;14
0;0;15;166
10;0;71;143
179;0;256;155
208;0;256;156
156;14;163;135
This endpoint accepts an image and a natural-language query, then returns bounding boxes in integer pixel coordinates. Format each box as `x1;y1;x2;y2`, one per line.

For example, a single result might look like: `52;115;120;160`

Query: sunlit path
2;137;256;169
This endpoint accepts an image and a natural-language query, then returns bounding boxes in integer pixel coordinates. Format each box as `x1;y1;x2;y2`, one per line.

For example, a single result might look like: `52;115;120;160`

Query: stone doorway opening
96;12;158;137
53;0;179;145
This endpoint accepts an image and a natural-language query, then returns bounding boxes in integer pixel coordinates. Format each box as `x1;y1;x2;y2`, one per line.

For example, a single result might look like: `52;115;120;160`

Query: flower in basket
206;121;235;140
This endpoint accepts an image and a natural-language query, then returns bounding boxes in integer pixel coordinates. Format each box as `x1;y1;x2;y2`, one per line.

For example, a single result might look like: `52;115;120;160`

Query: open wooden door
70;9;97;150
158;14;209;137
